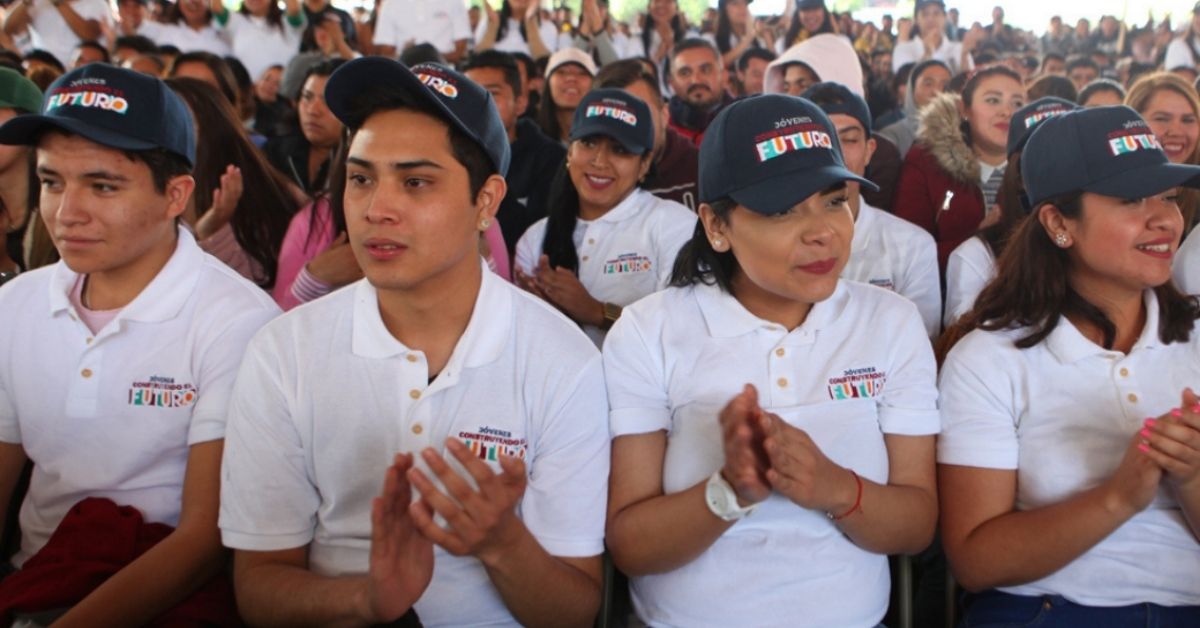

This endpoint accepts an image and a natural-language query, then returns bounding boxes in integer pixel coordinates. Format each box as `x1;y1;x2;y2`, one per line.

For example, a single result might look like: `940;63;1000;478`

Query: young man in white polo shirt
803;82;942;338
0;64;279;623
373;0;471;63
219;58;609;627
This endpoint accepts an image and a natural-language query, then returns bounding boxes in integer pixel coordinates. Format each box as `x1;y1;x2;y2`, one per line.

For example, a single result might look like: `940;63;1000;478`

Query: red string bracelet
829;469;863;522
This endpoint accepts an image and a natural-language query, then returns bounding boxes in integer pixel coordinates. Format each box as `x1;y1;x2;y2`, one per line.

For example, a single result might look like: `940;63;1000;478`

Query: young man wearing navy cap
219;58;608;626
0;64;279;623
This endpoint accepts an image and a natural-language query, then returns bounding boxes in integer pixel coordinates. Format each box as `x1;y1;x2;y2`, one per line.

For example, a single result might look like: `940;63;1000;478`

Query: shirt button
582;255;589;262
775;348;785;357
1127;393;1138;403
777;377;788;388
1119;367;1129;377
409;389;421;400
587;238;595;245
81;368;93;378
85;337;93;345
412;423;424;435
406;354;418;363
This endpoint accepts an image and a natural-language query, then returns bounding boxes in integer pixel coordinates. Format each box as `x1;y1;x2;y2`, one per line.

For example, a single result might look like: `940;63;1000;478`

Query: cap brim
1083;161;1200;201
0;114;157;152
728;165;879;216
567;125;651;156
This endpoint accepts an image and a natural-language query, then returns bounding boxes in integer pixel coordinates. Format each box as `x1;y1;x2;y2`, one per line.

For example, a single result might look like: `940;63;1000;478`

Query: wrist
827;467;863;521
476;513;526;569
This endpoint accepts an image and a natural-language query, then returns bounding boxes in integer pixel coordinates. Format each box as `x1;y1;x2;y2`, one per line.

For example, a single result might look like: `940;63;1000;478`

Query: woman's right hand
718;384;772;506
306;232;363;287
1104;431;1164;518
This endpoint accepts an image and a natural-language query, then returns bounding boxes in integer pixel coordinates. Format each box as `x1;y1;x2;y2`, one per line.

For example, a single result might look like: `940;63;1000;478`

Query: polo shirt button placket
403;352;433;451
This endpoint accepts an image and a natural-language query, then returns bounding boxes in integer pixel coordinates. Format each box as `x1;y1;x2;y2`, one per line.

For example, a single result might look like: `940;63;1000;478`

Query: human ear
164;174;196;221
474;173;506;231
698;203;730;251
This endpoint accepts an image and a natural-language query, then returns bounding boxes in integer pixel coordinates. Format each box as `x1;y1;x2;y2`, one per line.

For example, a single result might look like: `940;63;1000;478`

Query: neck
974;144;1006;167
376;254;482;375
730;269;813;331
84;226;178;311
1066;272;1148;353
555;108;573;142
579;187;635;221
304;0;325;10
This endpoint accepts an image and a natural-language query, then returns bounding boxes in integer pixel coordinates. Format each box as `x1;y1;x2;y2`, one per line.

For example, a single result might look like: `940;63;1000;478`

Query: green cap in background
0;68;43;114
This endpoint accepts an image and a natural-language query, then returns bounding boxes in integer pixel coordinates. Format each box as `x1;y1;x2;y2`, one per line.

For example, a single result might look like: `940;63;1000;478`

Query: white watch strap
705;470;756;521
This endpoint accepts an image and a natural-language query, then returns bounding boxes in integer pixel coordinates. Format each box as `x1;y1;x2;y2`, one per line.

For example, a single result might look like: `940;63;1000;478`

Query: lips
1135;239;1174;259
363;237;407;261
797;258;838;275
583;174;614;191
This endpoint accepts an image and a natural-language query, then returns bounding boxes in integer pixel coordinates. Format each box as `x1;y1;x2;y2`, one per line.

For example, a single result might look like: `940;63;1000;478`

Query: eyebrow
35;165;129;181
837;125;863;135
346;157;445;171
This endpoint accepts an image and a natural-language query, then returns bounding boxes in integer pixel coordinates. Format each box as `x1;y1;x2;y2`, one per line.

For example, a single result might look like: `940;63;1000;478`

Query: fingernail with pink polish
1138;443;1150;453
1171;408;1184;417
1144;418;1157;427
1140;428;1151;438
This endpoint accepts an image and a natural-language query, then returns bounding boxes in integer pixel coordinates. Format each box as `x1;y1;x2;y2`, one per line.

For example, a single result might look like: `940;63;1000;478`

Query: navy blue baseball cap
0;64;195;166
801;82;872;135
324;57;511;177
1006;96;1077;156
568;89;654;155
699;94;877;215
1022;106;1200;208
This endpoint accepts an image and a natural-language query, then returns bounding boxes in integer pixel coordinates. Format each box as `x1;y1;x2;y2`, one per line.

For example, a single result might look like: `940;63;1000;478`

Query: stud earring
480;218;491;229
1055;233;1069;247
713;239;723;249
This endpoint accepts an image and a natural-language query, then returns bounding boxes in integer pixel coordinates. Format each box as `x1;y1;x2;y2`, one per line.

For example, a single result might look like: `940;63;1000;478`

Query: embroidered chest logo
603;253;652;275
827;367;886;400
128;375;196;408
868;278;895;291
458;426;528;461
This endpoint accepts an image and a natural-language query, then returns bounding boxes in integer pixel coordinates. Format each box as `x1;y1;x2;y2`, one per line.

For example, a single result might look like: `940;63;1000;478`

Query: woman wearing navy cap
515;88;694;348
603;94;939;627
939;105;1200;625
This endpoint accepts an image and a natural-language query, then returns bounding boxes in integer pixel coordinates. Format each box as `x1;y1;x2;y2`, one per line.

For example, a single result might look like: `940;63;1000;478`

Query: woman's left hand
196;164;242;239
534;255;604;327
758;411;858;514
1140;388;1200;489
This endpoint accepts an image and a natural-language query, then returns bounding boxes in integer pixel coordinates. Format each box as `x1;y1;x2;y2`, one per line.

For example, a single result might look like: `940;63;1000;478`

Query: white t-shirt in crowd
603;279;940;627
1173;226;1200;294
374;0;471;55
0;228;279;566
938;291;1200;607
138;20;232;57
219;265;609;627
515;188;695;347
843;200;941;337
1165;36;1200;71
218;11;305;80
943;235;996;328
892;36;973;76
25;0;111;67
475;16;559;56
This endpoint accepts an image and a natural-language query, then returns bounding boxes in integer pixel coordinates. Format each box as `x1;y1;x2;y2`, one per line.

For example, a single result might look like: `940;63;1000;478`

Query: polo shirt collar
1045;290;1163;363
594;188;647;225
48;226;203;324
352;262;512;371
694;279;849;339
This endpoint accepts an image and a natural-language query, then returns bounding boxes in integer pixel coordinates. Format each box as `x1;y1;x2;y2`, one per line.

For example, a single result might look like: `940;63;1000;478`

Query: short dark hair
399;43;446;67
461;50;522;97
157;44;182;57
0;50;22;72
23;49;64;73
672;37;720;65
510;51;537;85
735;47;775;73
1041;52;1065;69
125;147;192;194
338;83;495;199
1026;74;1077;102
594;58;663;106
303;58;345;87
113;35;158;56
1065;55;1099;74
169;51;238;106
74;40;110;64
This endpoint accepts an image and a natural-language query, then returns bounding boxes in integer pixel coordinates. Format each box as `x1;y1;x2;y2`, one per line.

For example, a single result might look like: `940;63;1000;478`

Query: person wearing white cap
537;47;597;145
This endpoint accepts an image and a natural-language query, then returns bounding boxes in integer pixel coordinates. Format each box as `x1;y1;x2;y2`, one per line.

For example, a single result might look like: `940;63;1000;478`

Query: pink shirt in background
69;276;121;335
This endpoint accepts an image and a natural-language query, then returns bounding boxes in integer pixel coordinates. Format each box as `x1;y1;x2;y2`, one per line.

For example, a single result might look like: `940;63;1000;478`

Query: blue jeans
960;590;1200;628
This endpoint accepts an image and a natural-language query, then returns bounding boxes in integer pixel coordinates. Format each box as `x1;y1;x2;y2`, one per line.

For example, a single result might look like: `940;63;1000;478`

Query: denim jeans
960;590;1200;628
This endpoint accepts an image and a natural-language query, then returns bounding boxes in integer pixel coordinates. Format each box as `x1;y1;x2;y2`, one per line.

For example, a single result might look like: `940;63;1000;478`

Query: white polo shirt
943;235;996;328
1172;226;1200;295
138;21;232;57
514;188;695;347
218;12;305;80
374;0;471;55
843;200;941;337
219;265;609;627
0;228;279;566
25;0;111;67
603;279;939;628
938;291;1200;606
891;37;973;76
475;17;559;56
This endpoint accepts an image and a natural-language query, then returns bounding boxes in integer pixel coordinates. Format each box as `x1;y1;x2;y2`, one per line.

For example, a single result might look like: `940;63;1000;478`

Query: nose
52;183;90;228
363;180;402;225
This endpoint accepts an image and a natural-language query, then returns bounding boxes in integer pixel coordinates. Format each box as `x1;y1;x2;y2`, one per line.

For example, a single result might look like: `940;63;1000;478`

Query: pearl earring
480;218;491;229
1055;233;1068;247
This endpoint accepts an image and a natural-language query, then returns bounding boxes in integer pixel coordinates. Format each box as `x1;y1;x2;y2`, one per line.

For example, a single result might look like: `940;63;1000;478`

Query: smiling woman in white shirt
515;88;693;348
939;105;1200;626
603;94;939;628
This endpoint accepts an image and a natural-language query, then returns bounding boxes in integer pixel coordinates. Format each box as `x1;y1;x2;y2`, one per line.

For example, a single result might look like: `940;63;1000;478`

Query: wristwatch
705;470;756;521
599;301;621;330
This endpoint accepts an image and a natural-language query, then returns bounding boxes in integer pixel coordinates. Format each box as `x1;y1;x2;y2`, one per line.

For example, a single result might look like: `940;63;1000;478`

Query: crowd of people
0;0;1198;625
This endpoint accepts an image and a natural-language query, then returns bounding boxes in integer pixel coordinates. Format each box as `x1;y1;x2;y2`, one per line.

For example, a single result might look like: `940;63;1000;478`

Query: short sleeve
521;355;609;558
896;230;941;338
539;20;559;53
76;0;111;21
937;334;1020;469
943;240;993;328
602;305;672;435
875;302;940;435
513;219;545;277
187;305;278;445
219;330;321;550
652;203;696;289
0;356;17;445
372;0;401;47
448;0;471;42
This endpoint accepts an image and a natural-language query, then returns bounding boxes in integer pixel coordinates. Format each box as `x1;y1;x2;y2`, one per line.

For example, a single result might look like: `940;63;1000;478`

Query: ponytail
541;163;583;273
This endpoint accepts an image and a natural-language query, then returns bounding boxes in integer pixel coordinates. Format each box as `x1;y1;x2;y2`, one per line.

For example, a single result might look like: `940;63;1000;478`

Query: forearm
3;3;30;35
834;477;937;555
235;559;373;628
57;4;99;40
607;480;733;576
53;527;226;628
482;525;600;628
590;31;619;66
525;18;549;59
942;474;1133;592
374;44;396;57
477;19;499;50
1173;479;1200;542
443;40;467;63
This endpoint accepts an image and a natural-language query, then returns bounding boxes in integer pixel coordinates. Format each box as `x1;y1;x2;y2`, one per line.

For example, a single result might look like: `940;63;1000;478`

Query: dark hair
338;82;495;200
462;50;522;97
595;58;663;106
958;65;1023;144
940;194;1200;359
978;150;1027;258
238;0;284;31
640;2;686;61
1041;52;1066;71
784;3;836;49
1026;74;1077;102
714;0;762;57
973;52;998;66
399;43;447;67
670;197;738;291
1065;55;1100;75
157;44;182;58
169;51;239;107
495;0;534;49
73;41;110;64
736;46;775;73
1078;78;1126;107
0;50;22;72
127;146;193;193
892;61;914;94
167;78;301;288
804;82;868;132
672;37;720;65
537;61;592;143
163;0;211;26
908;59;949;92
23;50;64;73
113;35;157;56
